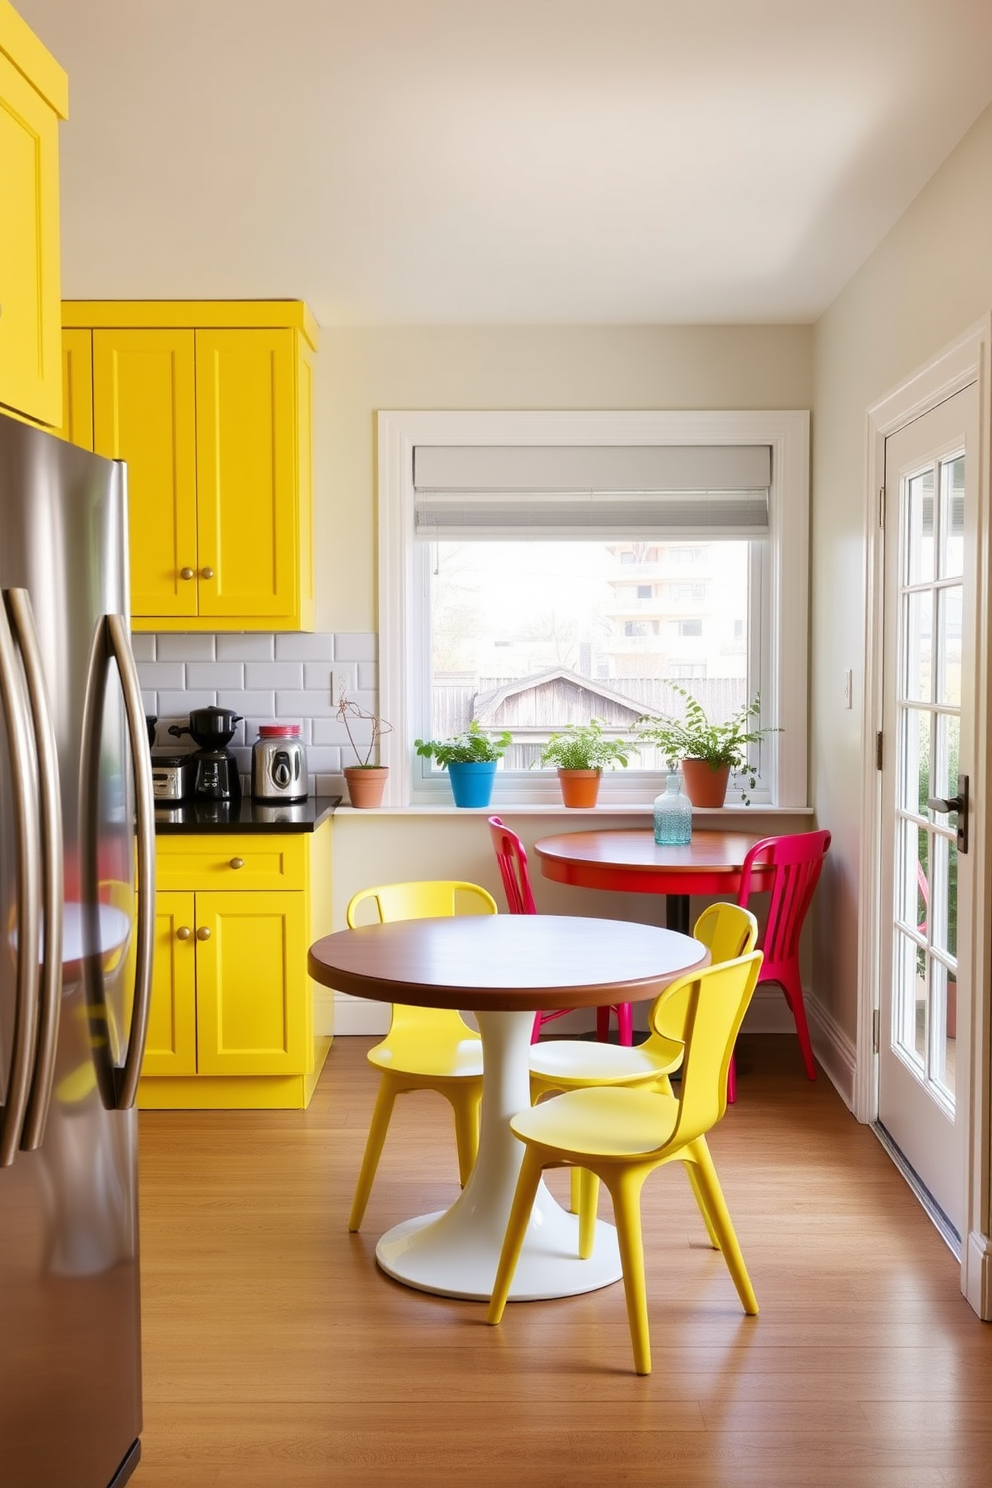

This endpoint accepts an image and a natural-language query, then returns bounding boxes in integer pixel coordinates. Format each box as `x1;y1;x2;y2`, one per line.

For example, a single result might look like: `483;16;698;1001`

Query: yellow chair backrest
650;950;763;1150
650;902;758;1053
346;880;498;927
345;880;498;1042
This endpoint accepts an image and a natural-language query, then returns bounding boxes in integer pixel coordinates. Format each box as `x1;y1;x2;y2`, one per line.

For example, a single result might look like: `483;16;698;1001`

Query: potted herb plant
338;694;392;807
636;687;778;806
539;719;636;808
414;720;512;807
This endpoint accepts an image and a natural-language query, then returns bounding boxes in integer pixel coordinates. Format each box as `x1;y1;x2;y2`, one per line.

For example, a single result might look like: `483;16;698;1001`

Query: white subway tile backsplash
158;634;216;661
333;634;378;662
145;633;378;789
186;662;245;691
158;689;216;716
275;633;336;661
136;662;185;691
275;689;334;718
245;661;305;690
303;661;337;694
130;634;156;662
311;717;353;746
216;634;275;661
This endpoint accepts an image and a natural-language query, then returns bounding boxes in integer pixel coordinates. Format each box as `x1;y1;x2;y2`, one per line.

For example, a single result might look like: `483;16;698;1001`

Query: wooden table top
535;828;765;877
308;914;708;1012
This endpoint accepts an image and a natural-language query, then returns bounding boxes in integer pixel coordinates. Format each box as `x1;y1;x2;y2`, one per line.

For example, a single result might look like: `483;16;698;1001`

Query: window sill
334;802;817;819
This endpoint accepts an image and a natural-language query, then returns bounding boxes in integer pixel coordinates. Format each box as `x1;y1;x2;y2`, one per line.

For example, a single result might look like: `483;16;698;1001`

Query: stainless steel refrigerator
0;411;154;1488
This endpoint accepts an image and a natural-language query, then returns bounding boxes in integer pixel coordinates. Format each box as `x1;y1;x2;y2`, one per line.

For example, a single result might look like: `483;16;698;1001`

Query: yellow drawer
155;833;306;892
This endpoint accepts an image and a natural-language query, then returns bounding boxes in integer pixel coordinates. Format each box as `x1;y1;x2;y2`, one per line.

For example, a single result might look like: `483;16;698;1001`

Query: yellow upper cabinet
62;300;317;632
0;1;67;427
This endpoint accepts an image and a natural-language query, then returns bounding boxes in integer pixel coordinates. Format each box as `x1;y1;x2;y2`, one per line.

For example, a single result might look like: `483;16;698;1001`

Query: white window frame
378;410;809;809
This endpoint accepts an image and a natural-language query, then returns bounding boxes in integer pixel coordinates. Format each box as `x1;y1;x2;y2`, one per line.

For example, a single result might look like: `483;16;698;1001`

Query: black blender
169;706;244;804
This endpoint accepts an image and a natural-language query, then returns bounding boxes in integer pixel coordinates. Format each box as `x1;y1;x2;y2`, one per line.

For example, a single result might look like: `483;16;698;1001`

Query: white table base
375;1008;623;1302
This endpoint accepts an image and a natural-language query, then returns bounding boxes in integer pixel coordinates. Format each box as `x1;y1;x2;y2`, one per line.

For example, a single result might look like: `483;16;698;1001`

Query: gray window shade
414;445;771;539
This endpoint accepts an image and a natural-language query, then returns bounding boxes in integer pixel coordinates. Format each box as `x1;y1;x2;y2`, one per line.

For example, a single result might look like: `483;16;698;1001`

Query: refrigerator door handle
107;614;155;1110
7;590;64;1150
79;615;156;1112
0;592;42;1166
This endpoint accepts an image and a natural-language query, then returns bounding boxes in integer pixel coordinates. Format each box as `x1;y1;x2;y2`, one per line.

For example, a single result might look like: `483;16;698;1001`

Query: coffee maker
169;706;243;804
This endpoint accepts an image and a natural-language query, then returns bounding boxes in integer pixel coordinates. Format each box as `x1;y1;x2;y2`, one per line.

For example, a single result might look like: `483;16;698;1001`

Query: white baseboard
807;990;858;1112
964;1230;992;1319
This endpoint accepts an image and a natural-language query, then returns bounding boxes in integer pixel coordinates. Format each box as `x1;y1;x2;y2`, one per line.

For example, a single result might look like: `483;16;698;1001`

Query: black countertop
154;795;341;835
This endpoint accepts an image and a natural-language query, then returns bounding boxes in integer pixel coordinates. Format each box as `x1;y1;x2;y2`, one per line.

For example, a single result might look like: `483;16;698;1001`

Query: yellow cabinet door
193;891;309;1077
194;328;301;623
56;328;93;449
0;48;63;426
92;329;198;618
143;892;198;1077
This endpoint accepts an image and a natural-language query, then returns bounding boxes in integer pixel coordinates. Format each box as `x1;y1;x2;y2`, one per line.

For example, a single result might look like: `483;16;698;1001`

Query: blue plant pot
447;760;497;808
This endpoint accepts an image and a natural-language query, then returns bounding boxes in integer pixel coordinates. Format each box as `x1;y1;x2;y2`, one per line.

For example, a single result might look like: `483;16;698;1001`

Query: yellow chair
346;880;498;1232
487;949;763;1375
530;902;757;1219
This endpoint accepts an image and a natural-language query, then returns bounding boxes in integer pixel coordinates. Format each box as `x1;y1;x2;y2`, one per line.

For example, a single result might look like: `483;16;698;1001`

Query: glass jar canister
653;770;692;846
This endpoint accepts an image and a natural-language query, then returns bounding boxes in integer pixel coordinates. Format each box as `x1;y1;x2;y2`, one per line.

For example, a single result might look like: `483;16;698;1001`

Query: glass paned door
878;389;976;1241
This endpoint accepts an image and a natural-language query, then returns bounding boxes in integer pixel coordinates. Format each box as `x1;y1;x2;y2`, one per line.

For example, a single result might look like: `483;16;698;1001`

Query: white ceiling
18;0;992;325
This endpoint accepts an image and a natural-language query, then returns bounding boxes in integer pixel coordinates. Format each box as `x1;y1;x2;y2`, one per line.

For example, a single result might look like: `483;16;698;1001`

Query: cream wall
811;101;992;1042
313;324;814;633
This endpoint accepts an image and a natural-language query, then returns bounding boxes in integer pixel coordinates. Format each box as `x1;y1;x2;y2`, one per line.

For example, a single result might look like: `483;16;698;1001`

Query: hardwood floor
136;1035;992;1487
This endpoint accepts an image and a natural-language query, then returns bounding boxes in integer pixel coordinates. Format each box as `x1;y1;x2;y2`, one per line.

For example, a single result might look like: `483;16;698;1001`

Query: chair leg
348;1076;399;1232
727;1053;737;1104
596;1005;610;1041
776;965;817;1081
577;1168;600;1259
684;1138;758;1316
684;1163;722;1249
531;1011;543;1043
607;1164;653;1375
569;1165;583;1214
487;1147;546;1325
448;1084;483;1187
616;1002;634;1047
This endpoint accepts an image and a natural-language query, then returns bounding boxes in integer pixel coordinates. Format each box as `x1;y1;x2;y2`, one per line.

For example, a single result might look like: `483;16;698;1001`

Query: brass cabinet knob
176;925;192;941
201;566;215;580
195;926;211;941
180;567;195;581
229;857;244;870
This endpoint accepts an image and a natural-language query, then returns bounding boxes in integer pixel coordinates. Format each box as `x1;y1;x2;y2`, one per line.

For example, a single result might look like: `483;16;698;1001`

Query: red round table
535;829;770;933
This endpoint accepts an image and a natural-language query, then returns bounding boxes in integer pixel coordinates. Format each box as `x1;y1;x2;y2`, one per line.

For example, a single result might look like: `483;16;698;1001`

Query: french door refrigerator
0;411;154;1488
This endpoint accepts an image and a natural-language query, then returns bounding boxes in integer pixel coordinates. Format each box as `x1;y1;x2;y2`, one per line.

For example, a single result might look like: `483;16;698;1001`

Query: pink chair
728;828;831;1100
487;816;634;1046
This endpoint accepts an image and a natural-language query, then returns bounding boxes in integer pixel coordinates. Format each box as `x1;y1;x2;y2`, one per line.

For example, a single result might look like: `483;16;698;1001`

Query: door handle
108;614;156;1109
79;616;157;1111
0;593;42;1166
927;773;969;854
7;589;64;1151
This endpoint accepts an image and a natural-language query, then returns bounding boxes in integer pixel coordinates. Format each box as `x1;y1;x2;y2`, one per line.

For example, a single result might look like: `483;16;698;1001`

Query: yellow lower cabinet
143;892;198;1077
139;822;333;1109
194;890;307;1077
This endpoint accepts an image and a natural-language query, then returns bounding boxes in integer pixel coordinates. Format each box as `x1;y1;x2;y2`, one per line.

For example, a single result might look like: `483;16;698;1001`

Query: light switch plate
330;669;350;705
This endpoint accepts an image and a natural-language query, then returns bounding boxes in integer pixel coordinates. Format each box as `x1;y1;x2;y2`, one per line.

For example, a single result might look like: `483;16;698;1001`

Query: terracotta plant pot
557;768;602;808
680;759;731;808
344;766;389;808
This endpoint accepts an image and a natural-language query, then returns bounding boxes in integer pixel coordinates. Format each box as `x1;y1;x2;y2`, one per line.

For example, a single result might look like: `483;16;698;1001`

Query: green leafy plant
414;719;512;768
636;686;778;803
337;694;392;768
539;718;636;772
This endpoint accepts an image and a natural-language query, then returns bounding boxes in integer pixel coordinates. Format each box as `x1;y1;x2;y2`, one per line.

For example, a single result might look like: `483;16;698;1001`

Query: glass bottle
654;769;692;846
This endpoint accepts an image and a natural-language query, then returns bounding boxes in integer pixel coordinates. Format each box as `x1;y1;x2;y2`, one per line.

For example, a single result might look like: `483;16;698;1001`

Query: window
378;411;810;807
